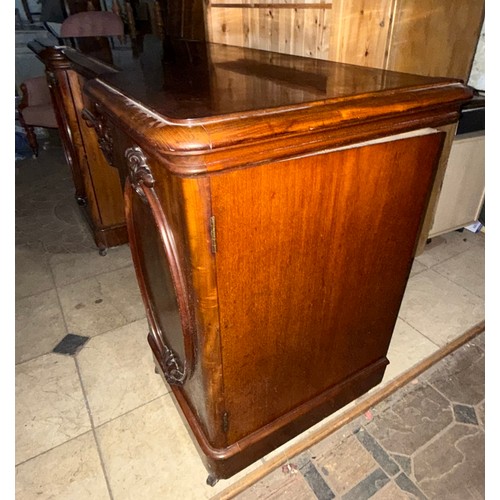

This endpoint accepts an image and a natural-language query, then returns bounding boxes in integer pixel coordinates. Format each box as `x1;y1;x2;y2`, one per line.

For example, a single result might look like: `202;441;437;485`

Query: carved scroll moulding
124;145;187;386
82;103;115;166
125;145;155;195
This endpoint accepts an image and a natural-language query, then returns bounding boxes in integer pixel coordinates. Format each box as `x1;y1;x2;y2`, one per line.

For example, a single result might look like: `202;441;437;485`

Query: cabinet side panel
211;133;443;444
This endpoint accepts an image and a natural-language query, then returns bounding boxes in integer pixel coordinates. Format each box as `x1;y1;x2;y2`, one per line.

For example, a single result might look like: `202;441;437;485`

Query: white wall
468;21;485;91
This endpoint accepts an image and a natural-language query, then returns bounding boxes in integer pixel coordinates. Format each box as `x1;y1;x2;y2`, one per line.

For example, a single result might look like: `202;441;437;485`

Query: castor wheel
99;247;107;256
76;196;87;206
206;474;219;487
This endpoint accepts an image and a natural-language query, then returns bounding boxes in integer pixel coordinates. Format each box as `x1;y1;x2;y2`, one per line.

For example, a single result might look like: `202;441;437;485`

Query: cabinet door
123;147;195;386
429;132;485;237
210;129;444;444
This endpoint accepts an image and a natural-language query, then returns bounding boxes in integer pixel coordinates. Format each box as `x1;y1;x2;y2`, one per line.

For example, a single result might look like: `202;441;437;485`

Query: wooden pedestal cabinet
29;40;128;254
34;35;473;483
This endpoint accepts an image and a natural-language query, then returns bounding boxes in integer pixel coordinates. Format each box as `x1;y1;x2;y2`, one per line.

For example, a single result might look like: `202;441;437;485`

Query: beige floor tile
416;230;480;268
77;318;168;426
57;265;144;337
432;247;485;298
382;319;439;384
15;289;67;364
50;244;133;287
16;354;92;465
95;265;145;321
398;269;484;346
15;247;54;300
16;432;110;500
468;229;485;248
409;259;427;277
96;395;223;499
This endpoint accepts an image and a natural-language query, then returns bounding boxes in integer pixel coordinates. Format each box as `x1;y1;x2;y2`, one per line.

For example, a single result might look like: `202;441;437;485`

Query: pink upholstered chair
17;76;58;157
17;11;124;157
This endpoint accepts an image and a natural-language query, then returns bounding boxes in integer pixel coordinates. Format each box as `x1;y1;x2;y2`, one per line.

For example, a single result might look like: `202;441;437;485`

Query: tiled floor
15;135;485;499
232;333;485;500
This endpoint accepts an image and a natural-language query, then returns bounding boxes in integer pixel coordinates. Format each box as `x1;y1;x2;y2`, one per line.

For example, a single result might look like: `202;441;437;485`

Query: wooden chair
17;10;124;157
17;76;58;157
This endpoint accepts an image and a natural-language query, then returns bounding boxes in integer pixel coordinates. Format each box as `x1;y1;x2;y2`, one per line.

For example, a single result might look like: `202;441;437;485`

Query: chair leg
18;107;39;158
24;125;39;158
17;82;44;158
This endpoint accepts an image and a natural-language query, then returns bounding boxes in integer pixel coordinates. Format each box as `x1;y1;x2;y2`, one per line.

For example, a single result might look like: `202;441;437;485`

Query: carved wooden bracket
157;335;186;385
82;103;114;166
125;146;155;196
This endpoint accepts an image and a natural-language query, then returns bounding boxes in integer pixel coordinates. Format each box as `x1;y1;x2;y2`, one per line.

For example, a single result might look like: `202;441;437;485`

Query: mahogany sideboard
30;34;473;483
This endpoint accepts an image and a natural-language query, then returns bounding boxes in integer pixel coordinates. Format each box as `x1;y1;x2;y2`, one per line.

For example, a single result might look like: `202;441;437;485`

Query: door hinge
222;411;229;433
209;215;217;254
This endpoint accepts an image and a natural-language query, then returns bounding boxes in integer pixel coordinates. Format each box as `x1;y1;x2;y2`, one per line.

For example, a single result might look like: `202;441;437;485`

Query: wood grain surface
211;131;444;444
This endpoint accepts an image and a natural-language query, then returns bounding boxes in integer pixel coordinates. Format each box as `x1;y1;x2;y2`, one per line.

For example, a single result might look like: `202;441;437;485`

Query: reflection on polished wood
29;33;473;481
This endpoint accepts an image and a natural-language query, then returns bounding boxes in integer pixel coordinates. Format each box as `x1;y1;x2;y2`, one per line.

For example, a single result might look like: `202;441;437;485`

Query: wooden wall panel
386;0;484;79
204;0;484;80
205;0;332;59
328;0;394;68
206;6;246;46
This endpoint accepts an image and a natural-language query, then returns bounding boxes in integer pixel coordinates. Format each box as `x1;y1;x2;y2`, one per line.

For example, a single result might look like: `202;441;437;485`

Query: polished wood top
32;35;469;122
29;34;473;173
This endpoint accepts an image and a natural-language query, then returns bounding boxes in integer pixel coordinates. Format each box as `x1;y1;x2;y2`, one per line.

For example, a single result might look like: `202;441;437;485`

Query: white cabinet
429;131;485;237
